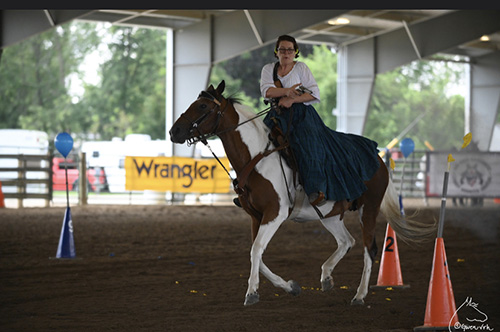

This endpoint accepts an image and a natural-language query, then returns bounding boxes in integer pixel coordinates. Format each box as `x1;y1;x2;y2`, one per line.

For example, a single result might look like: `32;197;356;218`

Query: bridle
181;90;229;147
178;89;296;210
178;89;274;186
181;90;271;147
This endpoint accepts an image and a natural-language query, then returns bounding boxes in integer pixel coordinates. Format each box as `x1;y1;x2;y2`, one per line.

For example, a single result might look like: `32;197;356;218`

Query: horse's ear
207;84;215;92
216;80;225;95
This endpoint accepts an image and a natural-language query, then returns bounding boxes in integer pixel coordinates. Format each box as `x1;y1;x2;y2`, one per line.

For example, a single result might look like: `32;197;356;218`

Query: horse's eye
200;103;207;110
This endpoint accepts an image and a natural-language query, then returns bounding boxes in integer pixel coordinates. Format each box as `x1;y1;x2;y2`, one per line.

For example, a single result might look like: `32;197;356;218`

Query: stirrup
309;192;326;207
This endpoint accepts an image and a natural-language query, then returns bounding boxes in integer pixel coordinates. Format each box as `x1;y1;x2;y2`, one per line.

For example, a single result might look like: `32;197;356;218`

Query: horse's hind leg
351;156;388;305
319;215;356;292
352;205;379;305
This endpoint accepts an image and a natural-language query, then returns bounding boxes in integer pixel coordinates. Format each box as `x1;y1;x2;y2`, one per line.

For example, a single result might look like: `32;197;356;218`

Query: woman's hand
278;84;316;108
278;96;295;108
285;83;302;98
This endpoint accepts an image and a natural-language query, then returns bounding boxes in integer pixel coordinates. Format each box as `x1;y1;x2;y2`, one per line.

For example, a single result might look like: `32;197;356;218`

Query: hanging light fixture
328;17;350;25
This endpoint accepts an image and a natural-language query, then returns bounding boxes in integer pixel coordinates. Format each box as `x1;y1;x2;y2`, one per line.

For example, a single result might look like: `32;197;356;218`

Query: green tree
1;23;467;150
0;22;99;135
0;22;168;142
365;59;465;150
76;26;166;140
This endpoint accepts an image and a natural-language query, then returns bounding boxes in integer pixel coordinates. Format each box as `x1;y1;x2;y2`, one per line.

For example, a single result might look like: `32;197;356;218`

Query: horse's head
169;81;227;145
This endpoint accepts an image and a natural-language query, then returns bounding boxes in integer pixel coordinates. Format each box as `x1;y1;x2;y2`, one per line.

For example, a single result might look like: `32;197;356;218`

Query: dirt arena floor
1;200;499;332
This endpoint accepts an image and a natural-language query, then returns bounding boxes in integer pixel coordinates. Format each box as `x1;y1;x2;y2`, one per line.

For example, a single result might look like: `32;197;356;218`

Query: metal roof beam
1;10;92;49
205;9;350;63
371;10;500;74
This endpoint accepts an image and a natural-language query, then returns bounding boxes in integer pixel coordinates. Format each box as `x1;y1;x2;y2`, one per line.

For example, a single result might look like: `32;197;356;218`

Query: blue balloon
54;132;73;158
400;137;415;158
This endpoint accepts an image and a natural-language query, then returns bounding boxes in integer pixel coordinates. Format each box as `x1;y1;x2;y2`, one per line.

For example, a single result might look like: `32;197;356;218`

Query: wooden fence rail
0;154;53;207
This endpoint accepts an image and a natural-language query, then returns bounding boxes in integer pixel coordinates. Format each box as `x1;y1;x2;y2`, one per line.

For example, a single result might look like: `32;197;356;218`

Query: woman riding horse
260;35;381;208
169;80;435;306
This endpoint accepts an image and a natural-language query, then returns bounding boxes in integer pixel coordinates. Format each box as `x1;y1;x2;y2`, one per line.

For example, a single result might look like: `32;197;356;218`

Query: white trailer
81;134;172;193
0;129;49;194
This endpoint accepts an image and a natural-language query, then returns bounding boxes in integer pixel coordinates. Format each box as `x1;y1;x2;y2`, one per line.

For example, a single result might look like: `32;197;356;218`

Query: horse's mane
226;94;243;105
228;97;270;138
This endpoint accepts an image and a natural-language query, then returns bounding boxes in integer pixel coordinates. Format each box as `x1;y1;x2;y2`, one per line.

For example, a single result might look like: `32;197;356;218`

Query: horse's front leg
260;261;301;295
245;214;287;306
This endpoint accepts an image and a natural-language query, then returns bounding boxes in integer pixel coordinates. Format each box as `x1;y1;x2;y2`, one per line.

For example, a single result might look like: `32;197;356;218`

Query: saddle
235;62;354;220
236;121;356;221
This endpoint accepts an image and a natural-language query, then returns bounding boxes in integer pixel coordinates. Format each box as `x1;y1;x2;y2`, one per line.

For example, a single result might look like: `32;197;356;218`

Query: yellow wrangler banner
125;156;231;193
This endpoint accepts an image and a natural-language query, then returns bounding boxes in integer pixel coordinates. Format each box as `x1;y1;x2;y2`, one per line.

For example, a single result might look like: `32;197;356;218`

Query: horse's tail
380;178;436;244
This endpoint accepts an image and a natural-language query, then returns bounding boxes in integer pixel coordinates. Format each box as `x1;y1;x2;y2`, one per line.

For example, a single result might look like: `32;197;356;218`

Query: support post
78;152;87;206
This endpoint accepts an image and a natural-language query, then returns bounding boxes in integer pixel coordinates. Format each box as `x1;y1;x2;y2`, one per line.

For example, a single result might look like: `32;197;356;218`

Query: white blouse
260;61;320;105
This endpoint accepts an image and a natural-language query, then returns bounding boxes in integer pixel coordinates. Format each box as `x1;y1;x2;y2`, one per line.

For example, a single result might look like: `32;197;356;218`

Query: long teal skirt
263;103;381;202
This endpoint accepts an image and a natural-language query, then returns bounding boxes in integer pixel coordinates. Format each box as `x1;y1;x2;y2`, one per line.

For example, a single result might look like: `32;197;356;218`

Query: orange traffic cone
0;180;5;208
414;237;459;331
371;224;409;289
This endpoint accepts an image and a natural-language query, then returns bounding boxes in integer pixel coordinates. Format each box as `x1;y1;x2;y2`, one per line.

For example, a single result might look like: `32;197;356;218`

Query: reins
185;90;272;184
212;105;273;141
184;64;294;202
185;102;272;147
189;90;292;198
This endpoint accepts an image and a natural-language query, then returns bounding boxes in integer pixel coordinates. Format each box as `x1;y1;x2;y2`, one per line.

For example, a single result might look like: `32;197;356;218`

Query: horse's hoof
287;280;301;296
351;298;365;306
244;292;260;306
321;277;334;291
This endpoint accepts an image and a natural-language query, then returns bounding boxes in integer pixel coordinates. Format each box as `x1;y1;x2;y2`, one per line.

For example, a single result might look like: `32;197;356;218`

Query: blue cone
399;195;405;217
56;207;76;258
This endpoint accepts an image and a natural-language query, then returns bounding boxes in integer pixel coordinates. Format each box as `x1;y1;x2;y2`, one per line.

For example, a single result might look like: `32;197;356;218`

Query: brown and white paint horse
169;81;435;306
